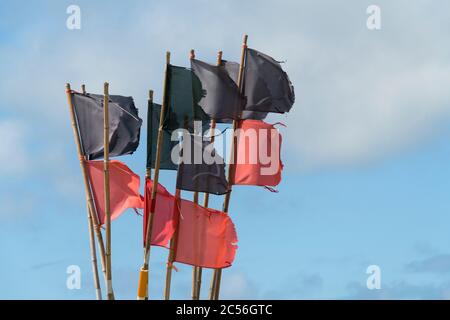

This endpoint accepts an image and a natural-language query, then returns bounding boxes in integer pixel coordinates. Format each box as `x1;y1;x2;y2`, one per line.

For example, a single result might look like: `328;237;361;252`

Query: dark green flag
164;65;210;132
147;102;179;171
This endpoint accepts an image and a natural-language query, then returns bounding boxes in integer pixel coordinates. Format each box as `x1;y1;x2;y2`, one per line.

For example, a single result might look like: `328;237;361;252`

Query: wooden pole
137;52;171;300
210;35;248;300
103;82;114;300
189;49;201;300
164;188;181;300
81;84;102;300
66;83;113;299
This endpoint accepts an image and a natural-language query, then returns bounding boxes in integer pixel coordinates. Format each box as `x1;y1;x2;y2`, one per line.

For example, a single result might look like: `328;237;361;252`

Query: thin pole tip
243;34;248;46
149;90;154;100
66;83;71;90
166;51;171;63
104;82;109;94
190;49;195;60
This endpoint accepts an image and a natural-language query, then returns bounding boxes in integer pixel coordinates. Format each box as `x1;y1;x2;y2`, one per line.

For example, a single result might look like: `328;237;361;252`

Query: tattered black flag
243;48;295;114
176;133;229;195
222;60;268;120
71;92;142;160
190;59;245;121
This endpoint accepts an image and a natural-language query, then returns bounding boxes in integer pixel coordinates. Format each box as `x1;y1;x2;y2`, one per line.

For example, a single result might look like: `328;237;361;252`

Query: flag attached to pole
174;200;238;269
222;60;268;121
233;120;283;187
71;92;142;159
86;160;144;224
164;65;209;132
190;59;245;121
147;102;179;171
143;178;177;247
242;48;295;114
176;133;229;195
143;179;238;268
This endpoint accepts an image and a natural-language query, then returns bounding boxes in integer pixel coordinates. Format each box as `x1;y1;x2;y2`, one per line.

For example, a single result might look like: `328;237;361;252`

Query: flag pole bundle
67;32;294;300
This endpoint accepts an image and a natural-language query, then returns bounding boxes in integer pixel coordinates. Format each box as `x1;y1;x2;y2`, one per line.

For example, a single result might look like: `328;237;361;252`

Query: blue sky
2;0;450;299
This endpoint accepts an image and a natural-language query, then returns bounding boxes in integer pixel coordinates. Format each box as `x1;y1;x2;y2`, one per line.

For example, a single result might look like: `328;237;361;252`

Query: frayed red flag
233;120;283;187
86;160;144;224
143;178;177;248
143;179;238;268
174;199;238;269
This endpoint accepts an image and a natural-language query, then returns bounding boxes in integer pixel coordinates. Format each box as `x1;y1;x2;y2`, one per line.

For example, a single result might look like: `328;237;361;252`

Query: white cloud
2;0;450;172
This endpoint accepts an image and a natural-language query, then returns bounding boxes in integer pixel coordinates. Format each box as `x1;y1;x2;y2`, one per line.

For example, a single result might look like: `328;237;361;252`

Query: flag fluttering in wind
143;179;238;269
143;179;177;247
86;160;144;224
164;65;210;132
190;59;245;121
242;48;295;114
233;120;283;187
71;92;142;160
147;102;179;171
222;60;268;121
176;133;229;195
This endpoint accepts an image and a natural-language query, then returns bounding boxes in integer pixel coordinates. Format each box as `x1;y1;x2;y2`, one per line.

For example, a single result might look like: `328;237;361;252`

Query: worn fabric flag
242;48;295;114
86;160;144;224
71;92;142;160
147;102;179;171
174;200;238;269
222;60;268;121
143;179;238;268
190;59;245;121
176;133;229;195
143;178;176;247
164;65;209;132
233;120;283;187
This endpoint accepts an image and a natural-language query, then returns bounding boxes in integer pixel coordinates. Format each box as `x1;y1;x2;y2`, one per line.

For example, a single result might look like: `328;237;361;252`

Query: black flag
243;48;295;114
147;102;179;171
176;133;229;195
71;92;142;160
222;60;268;120
190;59;245;121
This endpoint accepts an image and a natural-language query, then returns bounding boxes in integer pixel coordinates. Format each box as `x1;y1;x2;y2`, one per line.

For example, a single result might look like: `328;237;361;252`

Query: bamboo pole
164;188;181;300
103;82;115;300
137;52;171;300
210;35;248;300
81;84;102;300
65;83;112;299
138;90;154;300
189;49;201;300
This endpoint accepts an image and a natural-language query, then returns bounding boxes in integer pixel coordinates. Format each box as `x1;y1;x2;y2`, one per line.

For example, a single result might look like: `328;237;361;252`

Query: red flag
86;160;144;224
233;120;283;187
143;179;238;268
143;178;177;248
174;200;238;269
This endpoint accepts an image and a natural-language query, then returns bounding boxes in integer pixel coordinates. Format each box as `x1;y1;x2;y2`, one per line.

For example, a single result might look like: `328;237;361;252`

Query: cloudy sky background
2;0;450;299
